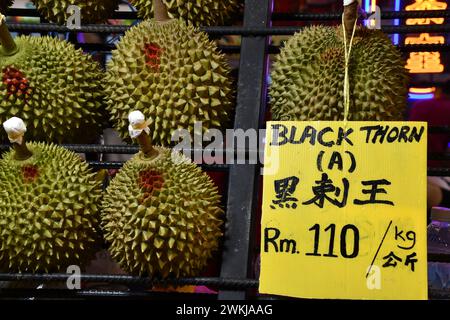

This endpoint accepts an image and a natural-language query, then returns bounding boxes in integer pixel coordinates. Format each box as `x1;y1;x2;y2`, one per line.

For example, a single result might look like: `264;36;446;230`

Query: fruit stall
0;0;448;300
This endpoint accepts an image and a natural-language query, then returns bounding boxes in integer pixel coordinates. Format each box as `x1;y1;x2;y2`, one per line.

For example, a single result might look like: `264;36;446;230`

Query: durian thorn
13;140;33;161
343;1;358;42
0;12;18;56
136;131;159;159
153;0;170;22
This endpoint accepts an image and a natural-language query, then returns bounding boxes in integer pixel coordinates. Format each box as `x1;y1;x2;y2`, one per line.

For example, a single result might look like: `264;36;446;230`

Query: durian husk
270;26;409;121
0;36;106;143
101;147;224;278
130;0;242;26
105;19;234;146
0;142;103;273
31;0;120;25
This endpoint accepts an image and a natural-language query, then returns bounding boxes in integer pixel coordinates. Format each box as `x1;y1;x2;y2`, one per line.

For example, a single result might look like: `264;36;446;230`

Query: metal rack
0;1;449;300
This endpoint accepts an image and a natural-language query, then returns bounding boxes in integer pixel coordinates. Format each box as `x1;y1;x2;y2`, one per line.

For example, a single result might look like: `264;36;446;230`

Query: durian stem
137;131;159;159
13;141;32;161
153;0;170;22
343;1;358;41
0;14;18;56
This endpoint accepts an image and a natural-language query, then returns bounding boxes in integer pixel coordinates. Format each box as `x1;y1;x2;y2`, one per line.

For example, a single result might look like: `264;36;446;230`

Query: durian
269;26;409;121
101;111;223;278
130;0;241;27
105;15;234;146
0;14;105;143
31;0;120;25
0;117;102;272
0;1;12;14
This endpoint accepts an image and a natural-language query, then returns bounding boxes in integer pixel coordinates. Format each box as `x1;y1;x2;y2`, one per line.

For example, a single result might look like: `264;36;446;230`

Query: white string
342;14;358;122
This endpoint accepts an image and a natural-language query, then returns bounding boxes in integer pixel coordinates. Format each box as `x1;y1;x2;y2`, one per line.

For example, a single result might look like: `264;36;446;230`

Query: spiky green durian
0;1;13;13
0;142;102;272
101;146;223;278
0;34;105;143
270;26;409;121
31;0;120;25
105;19;234;146
130;0;241;26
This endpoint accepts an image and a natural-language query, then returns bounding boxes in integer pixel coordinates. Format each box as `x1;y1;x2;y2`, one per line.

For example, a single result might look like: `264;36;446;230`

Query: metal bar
0;144;139;154
7;8;449;21
382;24;450;34
7;23;129;34
6;23;450;35
0;288;217;300
218;0;272;301
62;144;138;154
428;168;450;176
272;10;450;21
0;274;258;289
428;254;450;263
428;126;450;134
379;9;450;19
87;161;229;172
428;153;450;161
5;8;141;20
206;24;450;36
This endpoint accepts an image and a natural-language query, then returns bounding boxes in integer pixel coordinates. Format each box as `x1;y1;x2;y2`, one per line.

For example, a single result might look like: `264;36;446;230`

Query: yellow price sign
260;121;428;300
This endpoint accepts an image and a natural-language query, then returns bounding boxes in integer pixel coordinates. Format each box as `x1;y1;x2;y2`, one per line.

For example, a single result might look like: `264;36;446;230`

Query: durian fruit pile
130;0;241;26
270;26;408;121
0;117;102;272
0;15;105;143
105;18;234;146
31;0;120;25
101;111;223;278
